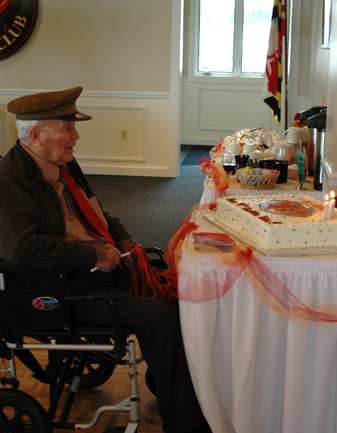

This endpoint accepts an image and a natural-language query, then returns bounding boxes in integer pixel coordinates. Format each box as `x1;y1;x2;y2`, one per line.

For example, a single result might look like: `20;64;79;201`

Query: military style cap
7;87;92;121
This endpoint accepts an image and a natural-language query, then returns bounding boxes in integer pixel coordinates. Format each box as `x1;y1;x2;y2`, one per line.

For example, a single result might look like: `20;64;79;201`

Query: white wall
0;0;181;177
181;0;332;147
298;0;330;107
1;0;336;177
181;0;285;147
181;80;284;146
295;0;337;189
326;0;337;172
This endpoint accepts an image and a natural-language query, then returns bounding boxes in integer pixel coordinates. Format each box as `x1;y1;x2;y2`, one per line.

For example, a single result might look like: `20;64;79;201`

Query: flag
263;0;286;125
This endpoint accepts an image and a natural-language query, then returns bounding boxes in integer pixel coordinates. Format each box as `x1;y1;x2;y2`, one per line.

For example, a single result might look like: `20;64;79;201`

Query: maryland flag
263;0;286;125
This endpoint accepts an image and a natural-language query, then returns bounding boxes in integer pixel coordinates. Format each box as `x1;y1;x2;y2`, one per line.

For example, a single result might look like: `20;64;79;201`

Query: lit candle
329;191;336;218
322;194;330;221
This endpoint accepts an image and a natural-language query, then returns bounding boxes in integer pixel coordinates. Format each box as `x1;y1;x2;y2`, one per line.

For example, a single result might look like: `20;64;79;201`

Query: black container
300;106;326;123
235;155;249;180
258;160;288;183
236;162;247;171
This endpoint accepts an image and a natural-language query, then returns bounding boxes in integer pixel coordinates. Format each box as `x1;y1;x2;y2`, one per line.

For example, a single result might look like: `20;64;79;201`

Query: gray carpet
87;164;206;251
181;145;212;165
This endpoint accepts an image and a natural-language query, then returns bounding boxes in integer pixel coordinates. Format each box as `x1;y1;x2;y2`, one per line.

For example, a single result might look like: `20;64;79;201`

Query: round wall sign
0;0;38;60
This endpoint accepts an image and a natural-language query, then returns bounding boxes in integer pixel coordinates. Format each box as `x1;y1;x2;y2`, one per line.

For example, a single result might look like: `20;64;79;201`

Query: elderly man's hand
93;244;121;273
117;238;138;267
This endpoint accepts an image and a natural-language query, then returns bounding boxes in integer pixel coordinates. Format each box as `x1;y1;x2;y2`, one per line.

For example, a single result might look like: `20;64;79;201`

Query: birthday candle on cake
329;191;335;218
322;194;330;221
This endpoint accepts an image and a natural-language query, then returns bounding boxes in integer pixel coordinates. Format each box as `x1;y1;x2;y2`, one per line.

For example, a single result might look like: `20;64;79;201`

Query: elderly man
0;87;211;433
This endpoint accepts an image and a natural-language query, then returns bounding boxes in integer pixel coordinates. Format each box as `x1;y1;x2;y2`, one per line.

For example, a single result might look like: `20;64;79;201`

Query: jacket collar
14;140;42;177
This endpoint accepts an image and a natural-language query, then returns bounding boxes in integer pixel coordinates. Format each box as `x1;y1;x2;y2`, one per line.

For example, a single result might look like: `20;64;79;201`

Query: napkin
193;232;235;252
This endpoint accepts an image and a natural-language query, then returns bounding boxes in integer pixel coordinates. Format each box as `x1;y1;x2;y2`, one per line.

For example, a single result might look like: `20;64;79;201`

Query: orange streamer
129;245;177;309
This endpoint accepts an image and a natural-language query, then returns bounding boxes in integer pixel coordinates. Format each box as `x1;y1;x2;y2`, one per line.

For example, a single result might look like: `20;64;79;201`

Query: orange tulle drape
176;244;337;324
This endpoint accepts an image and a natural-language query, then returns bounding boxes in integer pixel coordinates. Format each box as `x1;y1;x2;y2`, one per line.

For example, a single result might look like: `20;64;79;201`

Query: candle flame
331;191;335;199
325;194;329;201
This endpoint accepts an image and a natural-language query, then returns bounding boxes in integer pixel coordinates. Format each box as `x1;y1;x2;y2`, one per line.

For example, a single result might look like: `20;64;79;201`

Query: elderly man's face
32;120;80;165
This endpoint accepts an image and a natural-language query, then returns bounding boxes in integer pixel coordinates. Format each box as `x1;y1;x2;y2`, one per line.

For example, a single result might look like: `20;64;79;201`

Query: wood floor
10;338;164;432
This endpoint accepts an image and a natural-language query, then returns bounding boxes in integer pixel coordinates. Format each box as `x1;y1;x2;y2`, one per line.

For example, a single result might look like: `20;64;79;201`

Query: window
188;0;272;81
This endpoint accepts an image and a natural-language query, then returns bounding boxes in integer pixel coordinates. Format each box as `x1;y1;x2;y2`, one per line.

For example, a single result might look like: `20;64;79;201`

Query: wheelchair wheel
0;388;52;433
66;337;116;389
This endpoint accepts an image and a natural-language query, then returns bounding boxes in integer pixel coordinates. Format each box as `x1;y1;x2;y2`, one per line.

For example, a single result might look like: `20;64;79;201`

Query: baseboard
80;164;175;177
181;137;219;146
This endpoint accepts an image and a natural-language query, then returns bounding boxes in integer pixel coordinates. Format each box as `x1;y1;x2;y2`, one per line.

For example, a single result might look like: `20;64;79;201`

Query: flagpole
284;0;288;131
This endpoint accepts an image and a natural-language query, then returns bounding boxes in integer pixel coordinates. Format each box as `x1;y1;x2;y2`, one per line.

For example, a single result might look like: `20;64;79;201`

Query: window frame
186;0;267;84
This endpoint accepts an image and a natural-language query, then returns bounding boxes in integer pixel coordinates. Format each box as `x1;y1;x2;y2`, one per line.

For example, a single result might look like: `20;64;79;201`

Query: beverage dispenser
307;110;327;191
300;106;326;176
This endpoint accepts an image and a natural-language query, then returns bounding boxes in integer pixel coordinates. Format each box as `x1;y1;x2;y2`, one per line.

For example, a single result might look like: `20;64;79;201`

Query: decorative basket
237;169;280;190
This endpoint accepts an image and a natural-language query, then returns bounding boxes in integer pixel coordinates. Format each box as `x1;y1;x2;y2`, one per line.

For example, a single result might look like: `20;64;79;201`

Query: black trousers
68;267;206;433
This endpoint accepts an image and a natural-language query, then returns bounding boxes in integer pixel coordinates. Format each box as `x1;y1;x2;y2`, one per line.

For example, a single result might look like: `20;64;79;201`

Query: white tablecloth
200;176;323;205
178;209;337;433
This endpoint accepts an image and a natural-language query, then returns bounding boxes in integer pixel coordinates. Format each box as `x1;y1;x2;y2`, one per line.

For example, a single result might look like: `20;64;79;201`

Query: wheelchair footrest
73;397;141;430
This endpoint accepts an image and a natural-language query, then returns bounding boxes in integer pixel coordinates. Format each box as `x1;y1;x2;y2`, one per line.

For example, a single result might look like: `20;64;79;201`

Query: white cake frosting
215;194;337;250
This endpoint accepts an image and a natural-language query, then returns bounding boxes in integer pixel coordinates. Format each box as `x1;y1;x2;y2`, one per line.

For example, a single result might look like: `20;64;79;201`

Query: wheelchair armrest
0;259;59;273
144;246;164;258
0;259;66;294
66;294;121;328
65;293;128;358
144;247;167;269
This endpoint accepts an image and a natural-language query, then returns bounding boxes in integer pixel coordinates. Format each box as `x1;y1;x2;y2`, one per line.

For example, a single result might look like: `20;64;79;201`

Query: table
200;176;323;205
177;208;337;433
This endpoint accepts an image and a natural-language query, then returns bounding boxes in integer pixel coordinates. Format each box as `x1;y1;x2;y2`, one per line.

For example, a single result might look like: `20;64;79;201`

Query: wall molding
76;104;148;164
168;0;184;177
0;88;170;101
197;87;261;132
78;156;146;163
198;87;262;95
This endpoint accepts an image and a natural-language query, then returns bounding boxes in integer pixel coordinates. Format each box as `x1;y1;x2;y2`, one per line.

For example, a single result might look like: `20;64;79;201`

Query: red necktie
59;166;115;247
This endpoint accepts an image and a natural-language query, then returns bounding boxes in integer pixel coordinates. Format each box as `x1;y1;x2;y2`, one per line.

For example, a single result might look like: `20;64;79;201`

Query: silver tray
203;214;337;257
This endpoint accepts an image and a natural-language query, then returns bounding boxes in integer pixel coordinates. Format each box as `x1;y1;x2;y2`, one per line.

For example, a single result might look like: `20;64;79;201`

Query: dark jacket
0;140;131;272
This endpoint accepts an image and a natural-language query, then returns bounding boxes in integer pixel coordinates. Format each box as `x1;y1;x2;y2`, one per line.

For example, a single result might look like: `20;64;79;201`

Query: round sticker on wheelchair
32;297;59;310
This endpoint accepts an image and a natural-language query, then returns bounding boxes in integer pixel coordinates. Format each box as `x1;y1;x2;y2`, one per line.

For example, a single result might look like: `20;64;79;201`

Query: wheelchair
0;247;164;433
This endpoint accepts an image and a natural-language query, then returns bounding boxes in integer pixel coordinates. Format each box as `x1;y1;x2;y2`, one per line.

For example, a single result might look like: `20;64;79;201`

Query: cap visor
56;111;92;121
